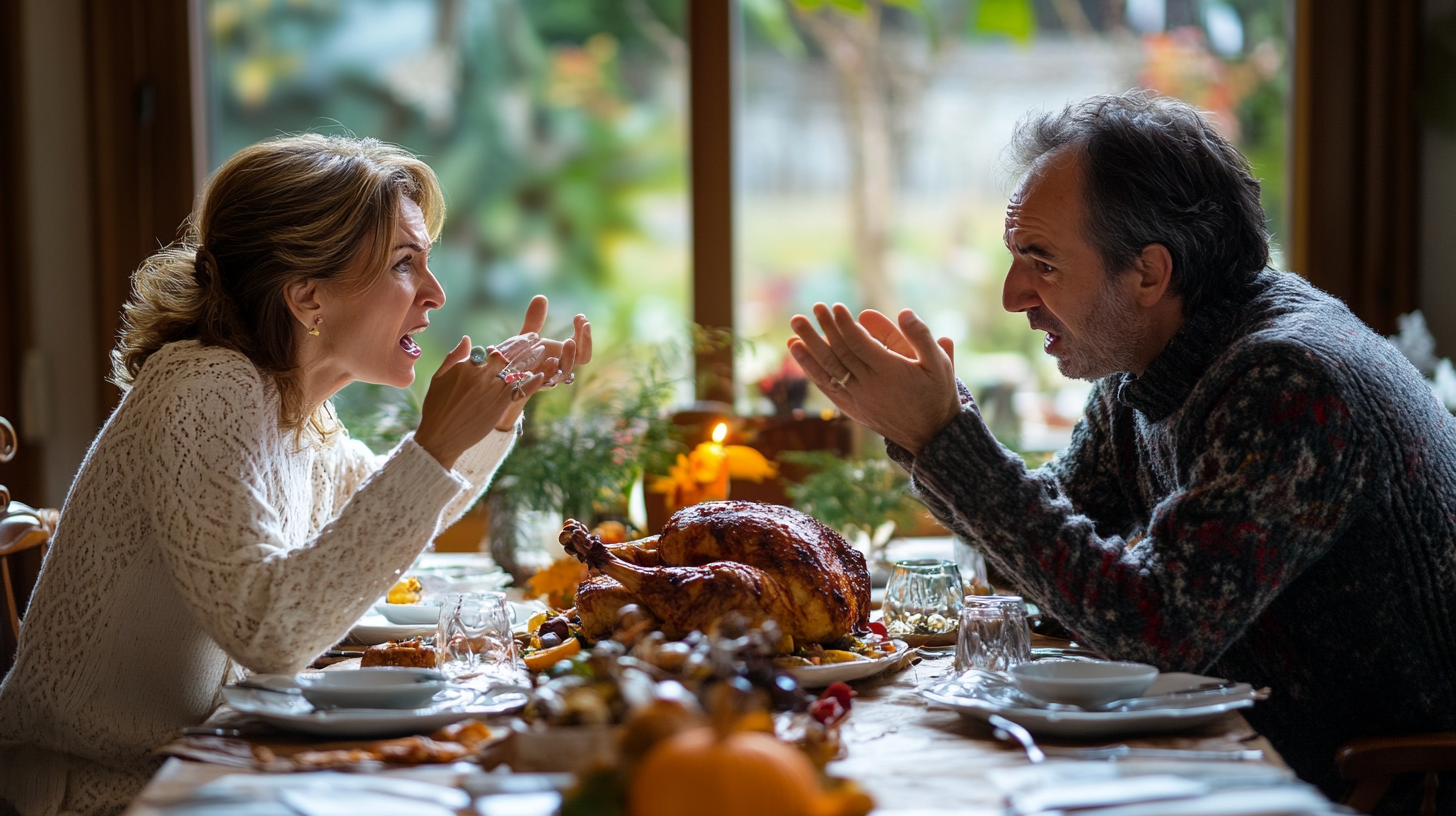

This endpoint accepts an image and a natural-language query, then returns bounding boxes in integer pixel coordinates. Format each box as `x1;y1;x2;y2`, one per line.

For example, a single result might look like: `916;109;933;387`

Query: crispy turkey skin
560;501;871;644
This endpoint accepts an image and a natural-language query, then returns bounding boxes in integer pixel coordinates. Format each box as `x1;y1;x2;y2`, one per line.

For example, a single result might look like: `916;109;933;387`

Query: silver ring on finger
469;345;489;366
832;372;852;389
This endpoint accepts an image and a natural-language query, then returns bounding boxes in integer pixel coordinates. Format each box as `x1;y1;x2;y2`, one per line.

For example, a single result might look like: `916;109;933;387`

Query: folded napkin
156;771;470;816
989;761;1341;816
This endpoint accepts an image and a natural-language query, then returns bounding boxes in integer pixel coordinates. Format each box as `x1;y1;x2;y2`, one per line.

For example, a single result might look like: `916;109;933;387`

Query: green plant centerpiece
485;349;681;584
780;451;921;570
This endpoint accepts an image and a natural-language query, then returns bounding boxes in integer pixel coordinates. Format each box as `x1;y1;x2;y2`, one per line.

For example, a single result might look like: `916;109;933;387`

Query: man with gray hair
789;91;1456;800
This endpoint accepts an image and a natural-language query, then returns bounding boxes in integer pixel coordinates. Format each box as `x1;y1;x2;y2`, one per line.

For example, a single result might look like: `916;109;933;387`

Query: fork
987;714;1264;762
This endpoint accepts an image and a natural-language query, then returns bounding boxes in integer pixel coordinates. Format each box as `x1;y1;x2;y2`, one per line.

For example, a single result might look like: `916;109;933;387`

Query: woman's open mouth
399;333;422;359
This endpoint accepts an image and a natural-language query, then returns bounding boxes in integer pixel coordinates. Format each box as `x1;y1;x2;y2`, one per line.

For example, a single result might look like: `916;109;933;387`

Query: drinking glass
436;591;516;681
952;537;991;596
954;594;1032;673
881;559;963;638
469;332;546;385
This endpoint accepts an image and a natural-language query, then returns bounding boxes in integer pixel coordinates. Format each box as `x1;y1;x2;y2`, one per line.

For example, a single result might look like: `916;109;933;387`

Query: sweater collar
1115;276;1265;421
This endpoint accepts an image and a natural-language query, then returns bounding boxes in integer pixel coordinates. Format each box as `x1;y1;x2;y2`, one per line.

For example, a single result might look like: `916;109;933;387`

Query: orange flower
526;556;590;610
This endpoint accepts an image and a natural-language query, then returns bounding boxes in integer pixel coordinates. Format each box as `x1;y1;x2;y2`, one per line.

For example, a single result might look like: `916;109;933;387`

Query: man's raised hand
787;303;962;455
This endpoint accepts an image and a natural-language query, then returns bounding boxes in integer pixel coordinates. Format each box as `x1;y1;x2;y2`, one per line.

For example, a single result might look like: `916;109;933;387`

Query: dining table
121;640;1343;816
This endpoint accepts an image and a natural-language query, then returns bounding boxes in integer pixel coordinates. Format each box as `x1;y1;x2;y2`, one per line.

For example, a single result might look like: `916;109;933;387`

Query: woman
0;134;590;815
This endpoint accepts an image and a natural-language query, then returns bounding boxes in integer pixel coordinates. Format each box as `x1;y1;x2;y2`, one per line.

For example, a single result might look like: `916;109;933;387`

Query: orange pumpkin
630;726;857;816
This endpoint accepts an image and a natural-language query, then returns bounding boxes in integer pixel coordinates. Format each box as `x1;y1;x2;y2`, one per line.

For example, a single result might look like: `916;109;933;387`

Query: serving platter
787;640;913;688
221;683;529;738
920;671;1258;738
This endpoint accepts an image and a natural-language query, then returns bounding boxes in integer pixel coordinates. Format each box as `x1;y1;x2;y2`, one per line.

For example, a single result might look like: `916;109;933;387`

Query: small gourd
629;726;827;816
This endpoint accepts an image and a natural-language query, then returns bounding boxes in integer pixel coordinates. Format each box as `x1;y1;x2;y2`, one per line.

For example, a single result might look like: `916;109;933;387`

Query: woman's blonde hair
112;133;445;434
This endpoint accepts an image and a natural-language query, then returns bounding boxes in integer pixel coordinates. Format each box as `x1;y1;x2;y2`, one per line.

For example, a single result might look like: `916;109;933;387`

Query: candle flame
711;422;728;444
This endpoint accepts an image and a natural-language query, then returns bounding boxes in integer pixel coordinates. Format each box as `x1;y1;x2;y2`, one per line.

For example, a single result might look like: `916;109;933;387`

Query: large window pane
735;0;1289;453
204;0;691;431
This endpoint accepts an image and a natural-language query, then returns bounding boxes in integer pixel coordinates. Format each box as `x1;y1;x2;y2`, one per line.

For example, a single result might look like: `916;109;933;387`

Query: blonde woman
0;134;591;816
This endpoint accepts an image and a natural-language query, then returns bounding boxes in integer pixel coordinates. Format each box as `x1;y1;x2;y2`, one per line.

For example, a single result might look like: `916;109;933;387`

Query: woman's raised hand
415;335;545;471
492;295;592;429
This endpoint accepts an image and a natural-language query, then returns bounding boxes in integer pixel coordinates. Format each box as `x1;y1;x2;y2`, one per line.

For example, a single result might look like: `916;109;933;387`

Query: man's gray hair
1009;91;1271;315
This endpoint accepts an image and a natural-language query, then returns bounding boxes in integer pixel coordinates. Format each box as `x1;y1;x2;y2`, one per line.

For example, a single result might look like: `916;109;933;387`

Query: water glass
954;594;1032;672
881;559;963;637
952;538;991;596
436;591;516;680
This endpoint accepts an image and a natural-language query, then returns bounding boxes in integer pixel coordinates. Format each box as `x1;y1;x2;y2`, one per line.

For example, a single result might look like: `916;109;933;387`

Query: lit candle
650;421;778;512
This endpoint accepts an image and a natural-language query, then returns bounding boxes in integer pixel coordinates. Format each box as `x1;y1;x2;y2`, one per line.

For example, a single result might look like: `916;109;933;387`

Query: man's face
1002;152;1147;380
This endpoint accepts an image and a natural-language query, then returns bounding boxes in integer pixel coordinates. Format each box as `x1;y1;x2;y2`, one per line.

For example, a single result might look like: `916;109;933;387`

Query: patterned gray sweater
889;271;1456;795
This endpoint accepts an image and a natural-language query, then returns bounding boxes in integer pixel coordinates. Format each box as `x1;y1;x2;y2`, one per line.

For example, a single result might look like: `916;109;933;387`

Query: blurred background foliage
205;0;1289;460
206;0;693;429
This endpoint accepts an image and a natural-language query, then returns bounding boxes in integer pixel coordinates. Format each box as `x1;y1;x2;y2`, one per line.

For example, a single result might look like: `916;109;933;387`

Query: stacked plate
921;668;1260;738
224;668;528;738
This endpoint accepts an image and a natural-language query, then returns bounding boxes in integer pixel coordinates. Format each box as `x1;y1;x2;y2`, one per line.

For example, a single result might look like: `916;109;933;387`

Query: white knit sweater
0;341;515;816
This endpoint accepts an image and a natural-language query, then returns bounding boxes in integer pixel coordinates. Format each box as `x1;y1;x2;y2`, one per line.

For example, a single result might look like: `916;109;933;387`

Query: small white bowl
374;601;442;625
295;667;445;710
1010;660;1159;708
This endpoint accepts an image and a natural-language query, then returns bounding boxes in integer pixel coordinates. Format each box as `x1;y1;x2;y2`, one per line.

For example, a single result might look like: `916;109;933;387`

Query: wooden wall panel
689;0;736;403
85;0;197;415
1293;0;1421;333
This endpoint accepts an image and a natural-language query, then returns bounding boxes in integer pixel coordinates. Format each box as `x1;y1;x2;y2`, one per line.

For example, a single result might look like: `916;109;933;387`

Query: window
734;0;1290;452
201;0;1290;454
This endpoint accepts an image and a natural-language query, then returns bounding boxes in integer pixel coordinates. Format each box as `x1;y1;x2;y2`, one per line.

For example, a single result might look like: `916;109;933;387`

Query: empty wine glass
436;591;516;682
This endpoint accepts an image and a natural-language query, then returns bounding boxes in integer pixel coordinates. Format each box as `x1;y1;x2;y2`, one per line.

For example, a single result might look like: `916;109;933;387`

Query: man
789;91;1456;798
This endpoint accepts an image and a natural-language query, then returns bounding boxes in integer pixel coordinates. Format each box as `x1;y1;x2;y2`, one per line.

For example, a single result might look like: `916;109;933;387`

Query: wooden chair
1338;734;1456;815
0;416;57;668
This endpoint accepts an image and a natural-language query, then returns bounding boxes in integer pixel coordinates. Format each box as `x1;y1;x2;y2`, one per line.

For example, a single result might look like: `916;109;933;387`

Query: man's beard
1032;279;1148;381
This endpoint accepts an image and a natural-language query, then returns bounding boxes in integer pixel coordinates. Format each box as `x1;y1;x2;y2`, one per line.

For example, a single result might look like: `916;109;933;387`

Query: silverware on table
989;713;1046;763
989;712;1265;763
228;679;301;696
178;726;243;737
1042;745;1266;762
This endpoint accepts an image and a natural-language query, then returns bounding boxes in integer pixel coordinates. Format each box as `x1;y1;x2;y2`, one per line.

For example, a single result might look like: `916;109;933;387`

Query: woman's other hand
415;336;545;471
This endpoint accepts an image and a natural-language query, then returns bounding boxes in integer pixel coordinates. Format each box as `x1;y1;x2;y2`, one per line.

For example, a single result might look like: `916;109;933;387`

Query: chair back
0;416;56;668
1338;734;1456;815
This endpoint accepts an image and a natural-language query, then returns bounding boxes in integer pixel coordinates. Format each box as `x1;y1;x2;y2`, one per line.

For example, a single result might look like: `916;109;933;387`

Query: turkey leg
560;520;805;640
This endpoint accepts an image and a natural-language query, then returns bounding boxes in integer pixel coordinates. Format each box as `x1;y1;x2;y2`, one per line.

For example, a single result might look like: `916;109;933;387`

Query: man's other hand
787;303;962;455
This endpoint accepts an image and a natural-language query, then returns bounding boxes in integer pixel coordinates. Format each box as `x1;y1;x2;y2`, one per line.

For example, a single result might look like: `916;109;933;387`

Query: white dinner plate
787;640;912;688
920;671;1257;738
221;683;529;738
348;614;436;646
349;602;537;645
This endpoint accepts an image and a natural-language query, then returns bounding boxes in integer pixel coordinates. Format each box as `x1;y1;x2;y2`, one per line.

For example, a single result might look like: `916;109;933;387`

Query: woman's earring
309;317;321;337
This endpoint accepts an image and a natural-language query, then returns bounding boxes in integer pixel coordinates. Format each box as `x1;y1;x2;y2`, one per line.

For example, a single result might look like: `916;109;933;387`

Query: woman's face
314;196;444;389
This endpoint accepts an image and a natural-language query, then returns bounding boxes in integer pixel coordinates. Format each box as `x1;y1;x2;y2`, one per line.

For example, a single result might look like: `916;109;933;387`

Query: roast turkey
559;500;871;644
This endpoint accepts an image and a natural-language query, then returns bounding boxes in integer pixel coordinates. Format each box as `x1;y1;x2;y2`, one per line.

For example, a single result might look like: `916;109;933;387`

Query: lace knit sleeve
320;423;517;530
142;362;472;675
